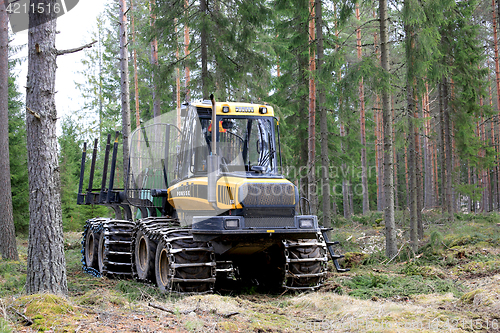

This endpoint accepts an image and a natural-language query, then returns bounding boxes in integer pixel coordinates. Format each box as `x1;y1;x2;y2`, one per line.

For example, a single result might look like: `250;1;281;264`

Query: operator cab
176;101;282;182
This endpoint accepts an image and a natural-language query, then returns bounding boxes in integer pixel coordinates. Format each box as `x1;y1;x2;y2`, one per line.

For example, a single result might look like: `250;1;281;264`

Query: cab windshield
178;106;280;179
212;117;276;173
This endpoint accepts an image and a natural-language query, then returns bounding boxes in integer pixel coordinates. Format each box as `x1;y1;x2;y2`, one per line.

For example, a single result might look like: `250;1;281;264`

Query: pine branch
57;41;97;56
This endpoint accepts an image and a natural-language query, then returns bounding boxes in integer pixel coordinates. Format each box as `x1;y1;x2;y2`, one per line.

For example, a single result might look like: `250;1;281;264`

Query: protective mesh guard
127;123;181;209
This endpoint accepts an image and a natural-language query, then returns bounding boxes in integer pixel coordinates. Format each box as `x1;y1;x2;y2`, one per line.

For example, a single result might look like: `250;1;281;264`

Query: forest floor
1;211;500;332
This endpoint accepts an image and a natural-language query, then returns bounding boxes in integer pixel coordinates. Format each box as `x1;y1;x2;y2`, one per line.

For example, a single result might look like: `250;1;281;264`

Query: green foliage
7;75;29;235
0;261;26;297
59;117;108;231
344;272;463;300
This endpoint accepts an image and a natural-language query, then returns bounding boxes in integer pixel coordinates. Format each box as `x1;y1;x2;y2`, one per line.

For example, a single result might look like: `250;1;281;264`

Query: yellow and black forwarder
78;97;347;293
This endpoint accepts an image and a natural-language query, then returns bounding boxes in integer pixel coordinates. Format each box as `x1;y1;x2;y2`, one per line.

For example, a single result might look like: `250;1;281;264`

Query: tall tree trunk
340;123;350;219
439;79;447;212
119;0;131;186
307;0;317;215
149;0;160;118
379;0;397;258
356;4;369;215
184;0;190;102
315;0;330;226
443;77;454;219
415;98;423;239
200;0;208;99
25;0;67;294
407;84;418;252
405;11;419;251
423;84;433;208
131;0;140;128
373;10;384;212
0;0;18;261
492;0;500;211
176;19;181;128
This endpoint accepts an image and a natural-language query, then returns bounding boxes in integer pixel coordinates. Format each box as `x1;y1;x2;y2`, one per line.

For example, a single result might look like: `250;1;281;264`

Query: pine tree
379;0;397;258
0;0;18;261
25;0;67;295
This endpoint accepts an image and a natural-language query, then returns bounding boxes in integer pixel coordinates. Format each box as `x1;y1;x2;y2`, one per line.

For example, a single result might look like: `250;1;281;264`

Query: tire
286;239;326;289
155;239;171;293
154;231;214;293
98;231;106;274
84;228;99;269
134;229;157;281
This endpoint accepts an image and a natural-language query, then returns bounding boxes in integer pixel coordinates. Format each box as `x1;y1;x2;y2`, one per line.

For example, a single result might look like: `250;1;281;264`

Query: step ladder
320;228;350;273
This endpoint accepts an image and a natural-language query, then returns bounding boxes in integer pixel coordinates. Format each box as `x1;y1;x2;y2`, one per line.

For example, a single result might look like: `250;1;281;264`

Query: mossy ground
0;212;499;332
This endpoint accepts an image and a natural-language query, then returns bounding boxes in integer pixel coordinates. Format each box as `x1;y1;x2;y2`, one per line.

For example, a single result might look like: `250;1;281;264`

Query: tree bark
315;0;330;226
356;4;369;215
407;84;418;252
379;0;397;258
0;0;18;261
25;0;67;295
149;0;160;119
200;0;208;99
184;0;190;103
492;0;500;211
131;0;140;128
119;0;131;185
307;0;317;215
443;77;454;219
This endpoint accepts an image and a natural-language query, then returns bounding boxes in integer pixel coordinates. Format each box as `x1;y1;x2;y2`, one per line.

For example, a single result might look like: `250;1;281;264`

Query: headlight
259;107;267;114
299;218;314;229
225;219;239;229
222;106;230;113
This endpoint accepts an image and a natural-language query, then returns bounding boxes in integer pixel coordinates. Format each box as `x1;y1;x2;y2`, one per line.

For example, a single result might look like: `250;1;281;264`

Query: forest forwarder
77;96;348;293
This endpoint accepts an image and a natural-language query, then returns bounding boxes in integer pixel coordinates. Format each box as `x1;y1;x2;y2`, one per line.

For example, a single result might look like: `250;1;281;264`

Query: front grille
245;217;295;228
239;183;296;207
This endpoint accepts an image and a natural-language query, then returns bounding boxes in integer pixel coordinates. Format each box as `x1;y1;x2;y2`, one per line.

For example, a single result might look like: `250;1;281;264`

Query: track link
98;219;135;277
131;217;180;282
154;229;216;294
283;234;328;291
81;218;107;277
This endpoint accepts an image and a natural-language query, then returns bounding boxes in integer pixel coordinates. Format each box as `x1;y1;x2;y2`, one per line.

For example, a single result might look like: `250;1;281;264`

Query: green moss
343;252;369;268
77;289;127;307
11;294;79;332
460;289;484;304
343;273;463;300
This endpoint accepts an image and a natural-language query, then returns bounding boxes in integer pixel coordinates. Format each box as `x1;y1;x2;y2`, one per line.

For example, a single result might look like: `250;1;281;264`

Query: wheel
134;229;156;281
84;229;99;269
155;239;171;293
154;231;215;293
98;231;106;274
286;239;326;289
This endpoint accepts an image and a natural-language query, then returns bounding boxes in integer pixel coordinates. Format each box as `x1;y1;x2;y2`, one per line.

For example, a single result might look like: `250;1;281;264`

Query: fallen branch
148;303;175;315
382;241;407;265
57;41;97;56
218;311;239;318
7;306;33;326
